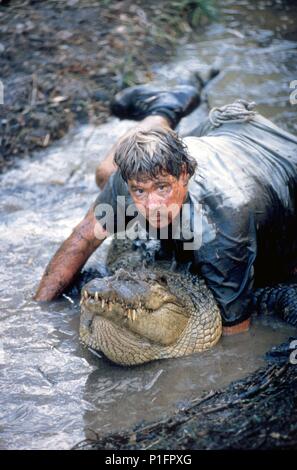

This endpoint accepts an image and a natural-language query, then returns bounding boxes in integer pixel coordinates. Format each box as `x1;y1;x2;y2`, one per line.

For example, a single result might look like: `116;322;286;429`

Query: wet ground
0;0;297;450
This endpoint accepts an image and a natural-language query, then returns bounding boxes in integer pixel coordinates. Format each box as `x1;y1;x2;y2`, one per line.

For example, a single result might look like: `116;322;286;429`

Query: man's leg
96;115;170;189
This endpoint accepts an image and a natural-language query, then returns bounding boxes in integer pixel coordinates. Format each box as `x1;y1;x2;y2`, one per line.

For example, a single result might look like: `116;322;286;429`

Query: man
35;83;297;336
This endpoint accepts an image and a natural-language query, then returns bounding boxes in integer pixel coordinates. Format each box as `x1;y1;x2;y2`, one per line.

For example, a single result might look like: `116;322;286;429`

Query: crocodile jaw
80;276;189;346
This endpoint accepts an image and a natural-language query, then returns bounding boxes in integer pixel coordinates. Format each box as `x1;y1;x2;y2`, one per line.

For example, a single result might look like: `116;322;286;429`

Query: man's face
128;170;189;228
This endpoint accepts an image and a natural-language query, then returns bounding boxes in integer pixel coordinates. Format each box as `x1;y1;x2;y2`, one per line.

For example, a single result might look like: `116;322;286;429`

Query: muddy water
1;0;297;450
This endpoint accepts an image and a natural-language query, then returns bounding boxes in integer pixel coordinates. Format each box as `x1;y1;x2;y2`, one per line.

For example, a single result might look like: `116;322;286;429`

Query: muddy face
80;268;190;346
127;171;189;229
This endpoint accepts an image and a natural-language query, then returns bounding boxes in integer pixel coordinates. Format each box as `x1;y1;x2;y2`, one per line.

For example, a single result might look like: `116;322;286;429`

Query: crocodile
79;239;297;366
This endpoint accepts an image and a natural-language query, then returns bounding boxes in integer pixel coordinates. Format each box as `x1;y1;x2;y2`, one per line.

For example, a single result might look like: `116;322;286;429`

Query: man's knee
95;163;114;189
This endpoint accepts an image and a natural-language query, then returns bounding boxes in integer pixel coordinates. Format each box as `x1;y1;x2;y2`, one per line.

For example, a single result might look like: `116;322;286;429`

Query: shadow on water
0;0;297;449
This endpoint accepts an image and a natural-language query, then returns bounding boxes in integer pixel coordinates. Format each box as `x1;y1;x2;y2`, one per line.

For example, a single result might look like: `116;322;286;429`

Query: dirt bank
0;0;214;171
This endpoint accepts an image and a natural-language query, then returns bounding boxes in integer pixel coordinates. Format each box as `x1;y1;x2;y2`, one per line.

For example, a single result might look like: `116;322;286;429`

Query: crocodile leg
253;284;297;326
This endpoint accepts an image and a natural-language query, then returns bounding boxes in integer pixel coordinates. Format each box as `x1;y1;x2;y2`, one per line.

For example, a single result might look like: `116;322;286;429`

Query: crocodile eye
159;275;168;286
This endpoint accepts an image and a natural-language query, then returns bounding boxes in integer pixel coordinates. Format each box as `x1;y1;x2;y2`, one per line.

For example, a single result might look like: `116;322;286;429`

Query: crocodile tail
252;284;297;326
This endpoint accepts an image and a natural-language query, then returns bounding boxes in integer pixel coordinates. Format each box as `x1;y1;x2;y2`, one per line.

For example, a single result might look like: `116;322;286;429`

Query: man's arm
222;318;251;335
34;206;107;301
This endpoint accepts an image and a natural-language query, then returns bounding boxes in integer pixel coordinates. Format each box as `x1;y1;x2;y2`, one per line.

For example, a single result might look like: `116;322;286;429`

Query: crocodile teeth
79;298;83;306
101;299;105;309
108;302;112;311
84;290;88;299
132;309;136;321
128;309;132;320
94;292;99;301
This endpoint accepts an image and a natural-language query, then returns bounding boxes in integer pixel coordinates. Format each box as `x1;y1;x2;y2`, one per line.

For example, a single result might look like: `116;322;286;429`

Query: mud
0;0;209;171
74;347;297;450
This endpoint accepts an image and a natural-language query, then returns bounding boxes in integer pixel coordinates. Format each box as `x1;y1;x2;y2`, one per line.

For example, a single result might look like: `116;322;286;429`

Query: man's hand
222;318;251;336
34;206;106;302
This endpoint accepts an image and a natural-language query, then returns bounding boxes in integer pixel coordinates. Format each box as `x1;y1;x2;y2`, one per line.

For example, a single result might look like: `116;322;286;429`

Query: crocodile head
79;267;222;365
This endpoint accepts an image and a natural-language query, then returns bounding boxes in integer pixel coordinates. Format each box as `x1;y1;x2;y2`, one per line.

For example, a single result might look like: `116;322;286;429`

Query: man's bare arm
34;207;106;301
222;318;251;336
